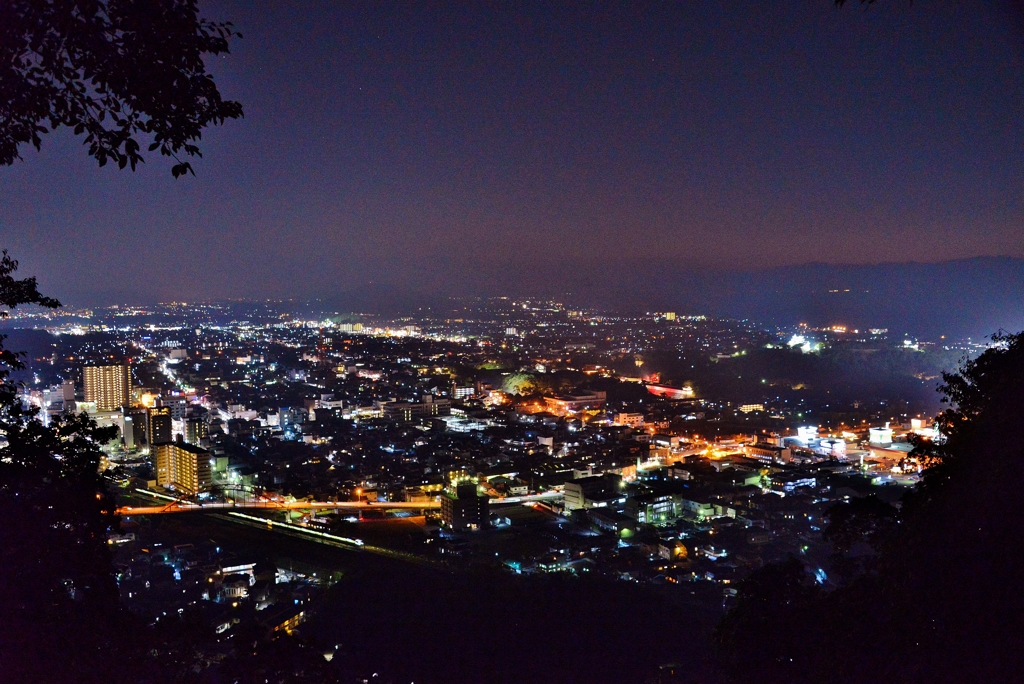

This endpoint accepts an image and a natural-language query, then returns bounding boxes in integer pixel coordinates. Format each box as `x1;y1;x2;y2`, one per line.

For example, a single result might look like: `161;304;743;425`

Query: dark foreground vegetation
714;332;1024;683
313;562;720;684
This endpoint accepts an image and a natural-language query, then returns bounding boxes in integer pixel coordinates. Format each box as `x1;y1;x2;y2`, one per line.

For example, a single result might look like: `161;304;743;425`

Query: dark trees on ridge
715;332;1024;683
0;3;244;679
0;253;132;682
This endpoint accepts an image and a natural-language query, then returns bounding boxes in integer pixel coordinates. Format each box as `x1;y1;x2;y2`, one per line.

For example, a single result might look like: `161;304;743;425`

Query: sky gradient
1;0;1022;307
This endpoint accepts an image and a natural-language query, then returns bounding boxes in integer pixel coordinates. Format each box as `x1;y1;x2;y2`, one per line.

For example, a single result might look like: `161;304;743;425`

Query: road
116;488;562;516
118;498;440;515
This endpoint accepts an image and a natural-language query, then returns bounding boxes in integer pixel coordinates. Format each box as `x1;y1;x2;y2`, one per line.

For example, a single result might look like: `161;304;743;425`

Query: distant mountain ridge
43;257;1024;342
659;256;1024;340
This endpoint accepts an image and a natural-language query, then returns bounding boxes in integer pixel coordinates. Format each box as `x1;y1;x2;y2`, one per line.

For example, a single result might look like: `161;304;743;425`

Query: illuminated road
118;499;440;515
116;488;562;516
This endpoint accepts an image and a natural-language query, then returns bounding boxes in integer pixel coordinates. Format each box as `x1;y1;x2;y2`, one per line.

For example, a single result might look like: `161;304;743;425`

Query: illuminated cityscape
1;296;978;676
2;1;1022;683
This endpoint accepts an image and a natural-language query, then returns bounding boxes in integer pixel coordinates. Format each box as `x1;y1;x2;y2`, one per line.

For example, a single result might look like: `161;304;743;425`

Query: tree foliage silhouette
0;0;242;177
0;252;133;682
715;332;1024;683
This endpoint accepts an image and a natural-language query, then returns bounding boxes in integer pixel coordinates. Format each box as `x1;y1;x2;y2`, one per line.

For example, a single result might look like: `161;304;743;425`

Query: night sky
1;0;1022;308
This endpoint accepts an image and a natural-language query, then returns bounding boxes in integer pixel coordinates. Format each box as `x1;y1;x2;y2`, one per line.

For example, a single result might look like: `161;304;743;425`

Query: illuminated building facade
746;443;792;464
645;383;694;400
612;412;644;428
542;390;606;415
83;363;130;411
383;395;451;422
154;441;212;495
624;492;680;523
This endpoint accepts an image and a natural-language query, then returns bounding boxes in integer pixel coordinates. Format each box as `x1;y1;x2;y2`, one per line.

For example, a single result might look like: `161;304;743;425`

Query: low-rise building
588;508;636;536
612;412;645;428
769;473;817;493
625;492;679;524
746;442;792;464
563;473;623;511
384;395;451;422
543;390;607;415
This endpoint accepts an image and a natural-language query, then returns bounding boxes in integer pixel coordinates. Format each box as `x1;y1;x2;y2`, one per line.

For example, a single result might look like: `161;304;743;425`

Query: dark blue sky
1;0;1022;307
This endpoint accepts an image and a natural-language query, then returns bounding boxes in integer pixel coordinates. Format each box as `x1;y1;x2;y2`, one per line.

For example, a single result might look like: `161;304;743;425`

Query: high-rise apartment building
161;396;188;421
440;483;489;530
124;406;149;443
83;364;130;411
184;416;209;447
153;441;212;495
148;406;172;446
118;410;137;450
